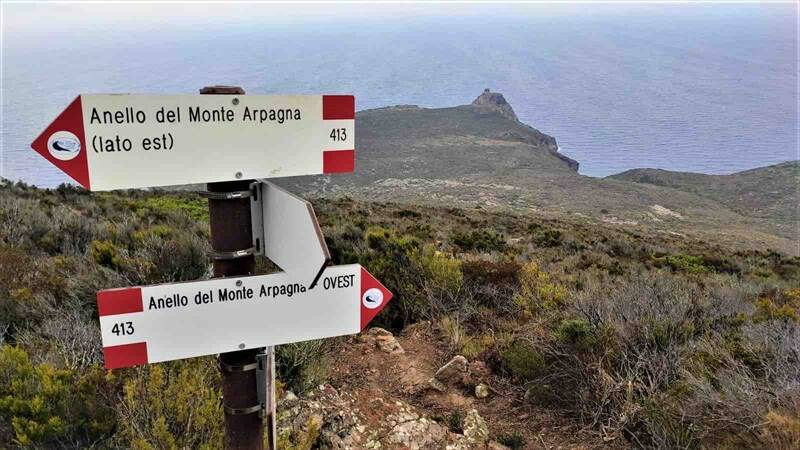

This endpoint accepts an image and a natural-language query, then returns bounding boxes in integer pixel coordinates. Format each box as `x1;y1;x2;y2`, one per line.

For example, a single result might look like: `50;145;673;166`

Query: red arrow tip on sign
30;96;91;189
360;267;393;330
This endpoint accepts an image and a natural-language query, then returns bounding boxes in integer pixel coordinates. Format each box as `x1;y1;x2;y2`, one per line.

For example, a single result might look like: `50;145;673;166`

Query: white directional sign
251;181;330;288
31;94;355;191
96;265;391;369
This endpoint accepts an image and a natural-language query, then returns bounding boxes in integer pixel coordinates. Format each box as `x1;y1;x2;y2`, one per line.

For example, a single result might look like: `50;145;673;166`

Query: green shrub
325;223;365;265
653;254;711;274
556;318;597;352
90;239;125;270
529;223;563;248
0;249;68;337
461;333;495;360
394;209;421;218
360;228;422;328
513;261;567;316
752;292;799;323
451;229;506;252
276;340;330;393
446;409;463;433
413;246;463;295
497;432;525;450
0;345;116;447
500;341;545;382
136;196;209;222
132;232;208;283
753;297;794;323
131;224;173;242
115;358;222;449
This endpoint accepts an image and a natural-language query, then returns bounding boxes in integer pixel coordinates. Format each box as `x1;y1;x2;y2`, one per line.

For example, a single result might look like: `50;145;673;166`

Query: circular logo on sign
47;131;81;161
362;288;384;310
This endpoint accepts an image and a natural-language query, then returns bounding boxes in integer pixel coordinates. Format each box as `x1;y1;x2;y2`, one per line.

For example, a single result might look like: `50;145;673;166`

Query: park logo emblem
362;287;384;310
47;130;81;161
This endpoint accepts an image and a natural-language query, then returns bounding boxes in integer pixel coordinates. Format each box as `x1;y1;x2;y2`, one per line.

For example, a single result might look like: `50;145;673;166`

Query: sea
2;4;797;186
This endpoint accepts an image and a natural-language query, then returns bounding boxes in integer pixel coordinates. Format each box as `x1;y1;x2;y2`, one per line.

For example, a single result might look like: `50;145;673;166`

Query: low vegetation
1;180;798;448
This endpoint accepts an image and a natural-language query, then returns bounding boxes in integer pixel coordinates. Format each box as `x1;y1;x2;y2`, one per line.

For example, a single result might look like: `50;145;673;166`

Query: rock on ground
435;355;468;384
474;383;489;399
358;327;405;354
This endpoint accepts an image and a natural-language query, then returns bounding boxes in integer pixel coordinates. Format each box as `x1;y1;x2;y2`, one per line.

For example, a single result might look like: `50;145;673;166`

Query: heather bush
461;332;496;360
513;260;567;316
528;223;563;248
461;259;519;314
499;339;546;382
115;358;222;449
276;340;331;393
337;227;466;328
14;309;101;370
516;273;800;448
0;346;116;447
0;196;51;250
497;431;525;450
451;229;506;252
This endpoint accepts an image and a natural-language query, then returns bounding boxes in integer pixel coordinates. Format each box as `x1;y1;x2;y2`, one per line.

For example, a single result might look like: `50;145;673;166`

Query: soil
326;325;625;449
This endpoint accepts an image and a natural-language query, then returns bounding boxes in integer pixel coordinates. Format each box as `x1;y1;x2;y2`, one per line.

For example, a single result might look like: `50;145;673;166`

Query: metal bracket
199;188;254;200
250;181;265;255
256;351;268;417
219;354;262;416
223;404;262;415
207;247;256;260
217;357;258;373
256;347;276;426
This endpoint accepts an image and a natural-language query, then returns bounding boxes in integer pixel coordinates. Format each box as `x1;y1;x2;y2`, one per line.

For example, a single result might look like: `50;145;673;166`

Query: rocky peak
472;89;518;121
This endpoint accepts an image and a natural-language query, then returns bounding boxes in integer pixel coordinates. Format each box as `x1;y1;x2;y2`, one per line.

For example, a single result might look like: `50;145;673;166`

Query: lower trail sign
97;264;391;369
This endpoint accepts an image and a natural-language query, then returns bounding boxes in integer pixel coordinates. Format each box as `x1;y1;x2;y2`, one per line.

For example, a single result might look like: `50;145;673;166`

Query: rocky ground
278;326;615;449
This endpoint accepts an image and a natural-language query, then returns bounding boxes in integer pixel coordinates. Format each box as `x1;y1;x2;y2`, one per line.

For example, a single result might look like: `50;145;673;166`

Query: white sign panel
31;94;355;191
252;181;330;288
96;264;391;369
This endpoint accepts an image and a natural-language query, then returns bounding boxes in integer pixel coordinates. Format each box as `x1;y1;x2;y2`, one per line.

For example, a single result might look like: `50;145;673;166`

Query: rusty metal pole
201;85;267;450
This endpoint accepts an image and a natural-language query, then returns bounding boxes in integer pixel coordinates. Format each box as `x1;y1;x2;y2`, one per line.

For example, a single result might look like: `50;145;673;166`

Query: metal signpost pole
200;85;268;450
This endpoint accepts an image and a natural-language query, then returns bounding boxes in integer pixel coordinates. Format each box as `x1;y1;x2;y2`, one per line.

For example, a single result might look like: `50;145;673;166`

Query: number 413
111;321;134;336
330;128;347;142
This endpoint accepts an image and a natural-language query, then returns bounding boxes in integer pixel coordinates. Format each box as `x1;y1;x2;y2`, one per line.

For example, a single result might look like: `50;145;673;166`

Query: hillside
1;184;798;449
279;91;798;255
610;161;799;228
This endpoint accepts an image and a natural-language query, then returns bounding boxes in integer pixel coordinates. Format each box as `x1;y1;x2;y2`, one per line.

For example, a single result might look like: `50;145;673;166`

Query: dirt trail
324;325;619;449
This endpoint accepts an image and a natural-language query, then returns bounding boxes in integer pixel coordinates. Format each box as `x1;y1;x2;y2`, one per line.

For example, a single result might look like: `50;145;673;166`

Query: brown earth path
324;325;625;449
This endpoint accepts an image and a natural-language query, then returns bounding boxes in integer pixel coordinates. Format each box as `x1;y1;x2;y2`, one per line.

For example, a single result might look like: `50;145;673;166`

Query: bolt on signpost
31;86;388;449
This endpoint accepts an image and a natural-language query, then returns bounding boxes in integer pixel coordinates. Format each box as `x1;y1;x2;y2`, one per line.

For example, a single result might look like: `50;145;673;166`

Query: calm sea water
2;5;797;186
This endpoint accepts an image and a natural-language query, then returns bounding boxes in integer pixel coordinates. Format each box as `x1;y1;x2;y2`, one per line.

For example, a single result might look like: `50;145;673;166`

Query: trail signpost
31;86;386;450
30;93;355;190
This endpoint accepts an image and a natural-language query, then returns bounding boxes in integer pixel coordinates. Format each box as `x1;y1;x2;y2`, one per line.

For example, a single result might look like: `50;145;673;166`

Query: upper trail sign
30;94;355;190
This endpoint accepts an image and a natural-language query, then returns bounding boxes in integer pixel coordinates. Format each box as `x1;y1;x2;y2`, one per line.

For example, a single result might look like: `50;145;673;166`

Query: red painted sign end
30;96;91;189
322;95;355;120
360;267;393;330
